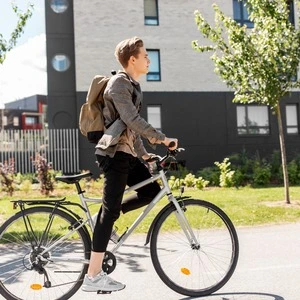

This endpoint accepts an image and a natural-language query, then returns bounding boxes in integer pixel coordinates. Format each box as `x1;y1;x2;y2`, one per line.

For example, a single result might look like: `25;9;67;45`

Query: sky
0;0;46;108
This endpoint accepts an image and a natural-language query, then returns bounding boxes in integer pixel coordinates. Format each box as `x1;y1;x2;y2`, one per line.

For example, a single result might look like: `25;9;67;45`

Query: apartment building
45;0;300;174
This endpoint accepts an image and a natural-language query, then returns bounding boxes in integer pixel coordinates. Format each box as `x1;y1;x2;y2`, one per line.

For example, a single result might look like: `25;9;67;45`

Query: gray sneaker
81;271;125;292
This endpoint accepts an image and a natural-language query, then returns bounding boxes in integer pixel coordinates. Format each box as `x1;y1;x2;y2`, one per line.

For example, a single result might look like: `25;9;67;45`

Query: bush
32;153;55;196
168;176;184;190
287;160;300;185
215;158;235;188
194;176;209;190
253;164;271;186
0;158;15;196
167;165;190;180
196;167;219;186
19;179;33;193
183;173;196;187
168;173;209;191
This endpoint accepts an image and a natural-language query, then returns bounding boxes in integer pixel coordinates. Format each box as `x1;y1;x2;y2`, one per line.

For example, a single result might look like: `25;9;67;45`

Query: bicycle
0;147;239;300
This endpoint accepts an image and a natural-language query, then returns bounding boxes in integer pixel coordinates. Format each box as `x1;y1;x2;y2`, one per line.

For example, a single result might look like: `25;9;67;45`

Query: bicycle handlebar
157;147;185;167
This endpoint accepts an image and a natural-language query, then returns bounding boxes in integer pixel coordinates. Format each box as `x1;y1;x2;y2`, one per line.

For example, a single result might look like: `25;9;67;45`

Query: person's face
133;47;150;75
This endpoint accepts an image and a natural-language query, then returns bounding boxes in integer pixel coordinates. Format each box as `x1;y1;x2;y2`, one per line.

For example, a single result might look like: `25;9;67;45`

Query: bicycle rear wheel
0;206;91;300
150;199;239;297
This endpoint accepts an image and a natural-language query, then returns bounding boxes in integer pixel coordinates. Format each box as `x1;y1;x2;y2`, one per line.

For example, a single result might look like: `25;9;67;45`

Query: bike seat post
74;181;84;194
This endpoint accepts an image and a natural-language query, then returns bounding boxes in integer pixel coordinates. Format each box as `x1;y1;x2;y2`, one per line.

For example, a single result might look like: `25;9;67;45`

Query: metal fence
0;129;80;174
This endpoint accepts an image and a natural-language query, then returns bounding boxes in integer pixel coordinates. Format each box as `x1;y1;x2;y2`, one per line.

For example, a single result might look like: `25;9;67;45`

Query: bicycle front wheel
150;199;239;297
0;206;91;300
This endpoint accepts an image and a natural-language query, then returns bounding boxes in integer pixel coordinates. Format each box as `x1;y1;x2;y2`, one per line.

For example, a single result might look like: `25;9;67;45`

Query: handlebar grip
168;141;176;148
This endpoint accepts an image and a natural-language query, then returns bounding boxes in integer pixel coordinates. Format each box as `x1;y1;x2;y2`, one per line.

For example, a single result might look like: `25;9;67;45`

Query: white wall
73;0;299;93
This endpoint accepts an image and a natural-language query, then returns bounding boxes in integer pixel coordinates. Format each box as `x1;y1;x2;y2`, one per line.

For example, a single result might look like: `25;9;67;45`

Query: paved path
69;222;300;300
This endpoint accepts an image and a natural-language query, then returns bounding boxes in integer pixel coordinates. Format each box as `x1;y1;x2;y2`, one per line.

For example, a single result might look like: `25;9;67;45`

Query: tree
192;0;300;204
0;2;34;64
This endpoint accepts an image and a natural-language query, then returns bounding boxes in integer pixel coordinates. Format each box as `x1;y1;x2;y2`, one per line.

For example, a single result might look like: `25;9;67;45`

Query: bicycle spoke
150;199;239;297
0;206;90;300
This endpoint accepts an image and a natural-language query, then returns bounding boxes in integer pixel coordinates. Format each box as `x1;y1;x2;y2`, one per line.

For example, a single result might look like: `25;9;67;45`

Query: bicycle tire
150;199;239;297
0;206;91;300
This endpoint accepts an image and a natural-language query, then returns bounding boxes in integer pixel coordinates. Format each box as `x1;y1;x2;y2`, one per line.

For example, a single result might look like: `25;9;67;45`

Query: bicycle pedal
97;290;112;294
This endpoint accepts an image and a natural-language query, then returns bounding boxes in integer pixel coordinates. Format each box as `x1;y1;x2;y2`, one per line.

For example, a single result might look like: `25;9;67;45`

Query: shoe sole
81;285;126;293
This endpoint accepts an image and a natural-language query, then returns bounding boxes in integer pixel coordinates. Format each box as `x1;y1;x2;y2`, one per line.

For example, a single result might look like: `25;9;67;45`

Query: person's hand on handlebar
162;137;178;150
142;153;162;162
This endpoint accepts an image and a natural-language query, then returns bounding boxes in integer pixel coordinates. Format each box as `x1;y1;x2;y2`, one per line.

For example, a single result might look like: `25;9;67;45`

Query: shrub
183;173;196;187
232;169;245;187
19;179;33;193
194;177;209;190
269;150;281;177
287;160;300;185
32;153;55;196
253;164;271;186
168;176;184;190
196;167;219;186
215;158;235;188
0;158;15;196
167;165;190;180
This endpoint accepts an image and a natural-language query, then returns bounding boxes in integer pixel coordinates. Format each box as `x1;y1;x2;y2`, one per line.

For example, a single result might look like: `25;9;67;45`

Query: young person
82;36;178;293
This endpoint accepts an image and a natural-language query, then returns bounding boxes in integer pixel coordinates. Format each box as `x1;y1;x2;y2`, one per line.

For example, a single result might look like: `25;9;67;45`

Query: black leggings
92;152;160;252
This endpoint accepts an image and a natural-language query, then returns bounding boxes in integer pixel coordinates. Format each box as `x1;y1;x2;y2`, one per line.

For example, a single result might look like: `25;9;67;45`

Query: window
52;54;71;72
144;0;159;25
237;105;270;135
233;0;295;27
13;117;19;127
287;0;295;25
50;0;69;13
2;116;7;126
233;0;253;28
147;50;161;81
25;116;37;125
147;106;161;130
286;104;298;134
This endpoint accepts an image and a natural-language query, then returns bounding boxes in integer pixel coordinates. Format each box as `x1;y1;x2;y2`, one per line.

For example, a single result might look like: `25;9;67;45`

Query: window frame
237;105;270;136
13;116;19;127
233;0;254;28
144;0;159;26
146;49;161;81
147;105;162;131
51;54;71;72
50;0;69;14
25;116;38;126
286;103;299;135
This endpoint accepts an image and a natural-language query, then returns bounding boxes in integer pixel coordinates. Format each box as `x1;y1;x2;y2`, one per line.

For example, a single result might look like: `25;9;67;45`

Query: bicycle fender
145;201;176;246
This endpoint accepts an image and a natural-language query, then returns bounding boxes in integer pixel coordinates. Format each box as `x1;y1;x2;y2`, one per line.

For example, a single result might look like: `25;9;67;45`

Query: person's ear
129;55;135;64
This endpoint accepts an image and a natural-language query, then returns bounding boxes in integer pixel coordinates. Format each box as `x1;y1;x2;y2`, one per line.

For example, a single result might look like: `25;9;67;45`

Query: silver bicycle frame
40;167;199;261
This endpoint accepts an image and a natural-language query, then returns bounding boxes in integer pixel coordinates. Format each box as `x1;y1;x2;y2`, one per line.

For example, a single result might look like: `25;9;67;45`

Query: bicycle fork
170;197;200;249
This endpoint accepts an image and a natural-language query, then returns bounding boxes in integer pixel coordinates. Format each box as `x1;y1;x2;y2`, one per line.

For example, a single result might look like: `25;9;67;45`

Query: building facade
45;0;300;175
1;95;47;130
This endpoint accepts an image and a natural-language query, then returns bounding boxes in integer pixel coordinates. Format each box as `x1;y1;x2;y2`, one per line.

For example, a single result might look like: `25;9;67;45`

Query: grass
1;183;300;234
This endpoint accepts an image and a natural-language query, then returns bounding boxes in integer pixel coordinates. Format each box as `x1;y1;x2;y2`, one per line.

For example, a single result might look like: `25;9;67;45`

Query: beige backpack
79;74;112;144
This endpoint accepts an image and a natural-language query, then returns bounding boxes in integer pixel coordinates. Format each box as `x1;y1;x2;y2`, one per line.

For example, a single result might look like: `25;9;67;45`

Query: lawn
1;183;300;233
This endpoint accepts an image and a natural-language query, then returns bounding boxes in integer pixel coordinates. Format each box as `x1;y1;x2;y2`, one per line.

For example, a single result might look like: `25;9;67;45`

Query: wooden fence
0;129;79;174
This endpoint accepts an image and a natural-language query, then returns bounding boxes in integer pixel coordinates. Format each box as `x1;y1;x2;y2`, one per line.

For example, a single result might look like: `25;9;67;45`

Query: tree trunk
276;104;290;204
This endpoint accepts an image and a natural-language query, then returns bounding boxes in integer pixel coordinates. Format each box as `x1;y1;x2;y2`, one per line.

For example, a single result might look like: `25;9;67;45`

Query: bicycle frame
38;164;199;262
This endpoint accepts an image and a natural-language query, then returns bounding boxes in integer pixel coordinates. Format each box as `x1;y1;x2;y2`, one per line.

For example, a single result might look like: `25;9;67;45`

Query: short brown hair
114;37;144;68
